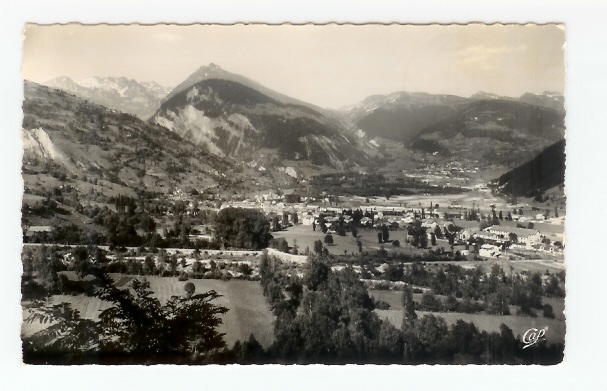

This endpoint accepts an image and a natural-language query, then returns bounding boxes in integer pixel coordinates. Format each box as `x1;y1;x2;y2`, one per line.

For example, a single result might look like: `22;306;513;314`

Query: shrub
543;304;555;319
392;240;400;247
372;298;391;310
184;281;195;298
178;271;189;281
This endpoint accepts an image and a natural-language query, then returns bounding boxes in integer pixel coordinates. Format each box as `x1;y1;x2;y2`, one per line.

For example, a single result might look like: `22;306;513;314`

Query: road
22;243;308;263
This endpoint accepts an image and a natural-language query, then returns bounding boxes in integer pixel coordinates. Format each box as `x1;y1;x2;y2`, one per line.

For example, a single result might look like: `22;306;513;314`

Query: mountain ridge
22;80;236;201
492;138;566;197
45;76;172;120
152;78;375;170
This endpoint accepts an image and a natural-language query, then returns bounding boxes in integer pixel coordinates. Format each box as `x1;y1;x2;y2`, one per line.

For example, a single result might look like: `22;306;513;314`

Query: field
22;276;275;348
370;289;565;344
273;225;565;276
273;224;426;256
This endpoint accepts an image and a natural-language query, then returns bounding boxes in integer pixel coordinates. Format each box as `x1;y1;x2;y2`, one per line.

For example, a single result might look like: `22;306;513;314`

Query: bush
184;281;195;298
420;291;443;312
178;271;189;281
543;304;555;319
372;297;391;310
392;240;400;247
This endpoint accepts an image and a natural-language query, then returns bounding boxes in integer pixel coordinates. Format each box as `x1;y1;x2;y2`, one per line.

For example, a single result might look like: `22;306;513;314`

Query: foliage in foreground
23;274;228;364
255;253;564;365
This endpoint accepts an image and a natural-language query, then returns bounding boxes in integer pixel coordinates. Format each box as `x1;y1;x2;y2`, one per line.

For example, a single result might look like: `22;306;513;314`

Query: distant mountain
343;90;565;145
409;99;566;165
517;92;565;112
152;77;373;170
165;63;325;113
45;76;172;120
492;139;566;197
471;91;565;112
470;91;505;101
342;92;469;143
22;81;233;200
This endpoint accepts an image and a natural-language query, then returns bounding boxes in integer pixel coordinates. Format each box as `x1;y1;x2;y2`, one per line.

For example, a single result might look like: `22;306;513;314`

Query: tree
318;214;327;233
215;207;272;250
421;291;442;312
291;238;299;255
282;212;289;228
324;234;334;245
357;240;363;253
314;239;324;255
377;232;383;243
292;212;298;225
408;221;428;249
22;300;98;359
498;211;503;220
419;233;428;249
381;225;390;243
303;258;330;290
184;282;195;299
23;275;228;363
402;285;418;326
383;263;404;282
543;304;555;319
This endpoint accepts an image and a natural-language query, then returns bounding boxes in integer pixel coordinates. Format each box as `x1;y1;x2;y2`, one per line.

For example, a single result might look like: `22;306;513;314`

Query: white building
479;244;501;258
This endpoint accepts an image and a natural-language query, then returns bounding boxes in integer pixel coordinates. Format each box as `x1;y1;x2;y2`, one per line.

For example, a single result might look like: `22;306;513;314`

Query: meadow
370;289;565;344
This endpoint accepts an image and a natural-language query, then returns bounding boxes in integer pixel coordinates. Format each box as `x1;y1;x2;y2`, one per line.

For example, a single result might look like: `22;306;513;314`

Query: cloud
152;32;182;43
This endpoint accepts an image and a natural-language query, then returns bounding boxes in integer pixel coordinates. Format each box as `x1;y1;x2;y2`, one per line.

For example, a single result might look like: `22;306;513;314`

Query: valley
21;62;566;365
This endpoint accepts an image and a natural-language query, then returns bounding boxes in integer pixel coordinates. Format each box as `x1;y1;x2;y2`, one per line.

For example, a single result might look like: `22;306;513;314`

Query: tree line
250;253;563;364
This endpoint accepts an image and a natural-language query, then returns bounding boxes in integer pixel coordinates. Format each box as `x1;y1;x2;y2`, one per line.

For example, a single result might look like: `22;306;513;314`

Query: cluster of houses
458;224;564;256
161;185;564;259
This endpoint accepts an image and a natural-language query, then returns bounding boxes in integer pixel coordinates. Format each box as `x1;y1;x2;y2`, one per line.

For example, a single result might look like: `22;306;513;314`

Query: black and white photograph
18;23;569;366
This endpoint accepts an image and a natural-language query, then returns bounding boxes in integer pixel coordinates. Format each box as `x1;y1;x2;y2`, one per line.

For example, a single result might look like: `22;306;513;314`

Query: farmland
273;224;564;275
273;224;427;256
370;289;566;344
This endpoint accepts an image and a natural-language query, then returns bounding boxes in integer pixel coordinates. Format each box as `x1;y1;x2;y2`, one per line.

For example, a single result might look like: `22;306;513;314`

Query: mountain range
22;80;237;208
343;89;565;167
45;76;172;120
40;64;566;176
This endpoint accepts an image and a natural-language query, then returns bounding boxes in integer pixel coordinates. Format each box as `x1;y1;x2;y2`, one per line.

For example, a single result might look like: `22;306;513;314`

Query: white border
2;1;607;390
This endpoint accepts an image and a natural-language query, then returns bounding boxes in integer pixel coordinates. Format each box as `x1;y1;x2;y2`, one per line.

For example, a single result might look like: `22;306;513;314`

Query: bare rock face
153;76;373;170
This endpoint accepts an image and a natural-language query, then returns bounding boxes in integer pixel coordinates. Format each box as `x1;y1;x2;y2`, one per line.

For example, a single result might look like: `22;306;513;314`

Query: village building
479;244;501;258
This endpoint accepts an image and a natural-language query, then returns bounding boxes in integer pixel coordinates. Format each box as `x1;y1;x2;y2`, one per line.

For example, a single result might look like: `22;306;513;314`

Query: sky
22;23;565;109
